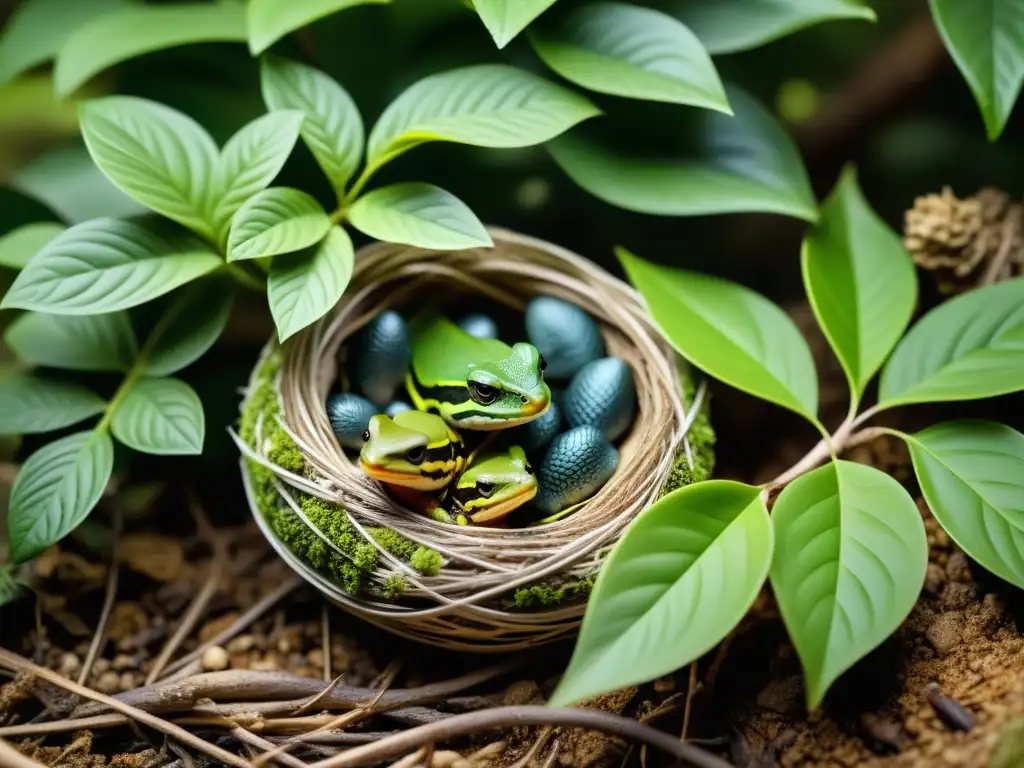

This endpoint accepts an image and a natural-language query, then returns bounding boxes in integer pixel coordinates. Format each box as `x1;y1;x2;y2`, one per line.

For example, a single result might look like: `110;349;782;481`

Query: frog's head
450;445;538;524
358;411;461;492
458;343;551;430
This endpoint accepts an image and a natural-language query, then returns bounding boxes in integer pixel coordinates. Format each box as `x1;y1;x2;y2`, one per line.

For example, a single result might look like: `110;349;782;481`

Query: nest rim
235;228;710;652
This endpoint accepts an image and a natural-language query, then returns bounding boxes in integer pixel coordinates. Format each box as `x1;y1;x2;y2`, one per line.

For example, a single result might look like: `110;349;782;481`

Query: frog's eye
476;481;495;497
539;355;547;372
406;446;426;465
361;430;370;442
469;381;498;405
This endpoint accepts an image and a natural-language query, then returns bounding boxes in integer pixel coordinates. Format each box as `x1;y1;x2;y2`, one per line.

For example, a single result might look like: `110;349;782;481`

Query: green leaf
79;96;219;241
529;3;729;112
0;0;130;86
0;565;28;608
7;430;114;563
4;311;137;372
212;110;306;241
348;183;492;250
547;85;816;221
227;187;331;262
146;280;234;377
55;1;247;97
268;226;354;342
675;0;876;55
878;278;1024;407
904;421;1024;589
549;480;772;707
0;374;106;435
367;64;600;165
247;0;391;55
0;218;222;315
472;0;560;48
260;55;364;198
111;377;204;455
0;222;65;270
770;460;928;710
618;247;819;422
929;0;1024;141
801;166;917;406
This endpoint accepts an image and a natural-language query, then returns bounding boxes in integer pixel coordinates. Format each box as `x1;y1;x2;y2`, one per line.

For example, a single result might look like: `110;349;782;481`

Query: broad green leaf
0;0;130;86
801;166;917;405
146;280;234;377
878;278;1024;407
0;218;222;315
472;0;559;48
55;0;248;97
79;96;219;241
547;86;816;221
771;460;927;709
0;222;65;270
348;183;492;250
618;247;819;422
0;374;106;435
904;421;1024;589
111;377;204;455
247;0;391;55
530;3;729;112
212;110;306;241
268;226;354;342
674;0;876;55
260;55;364;197
929;0;1024;141
549;481;772;707
4;311;137;372
7;430;114;563
367;64;600;165
227;187;331;262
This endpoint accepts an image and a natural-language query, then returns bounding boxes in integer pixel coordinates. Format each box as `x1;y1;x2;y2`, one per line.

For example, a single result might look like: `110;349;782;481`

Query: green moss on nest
241;348;443;596
514;576;595;609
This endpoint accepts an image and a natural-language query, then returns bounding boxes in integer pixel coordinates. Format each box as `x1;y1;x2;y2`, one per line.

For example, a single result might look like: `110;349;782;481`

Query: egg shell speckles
327;393;379;450
457;312;499;339
349;310;411;406
524;296;604;380
562;357;636;442
534;425;618;515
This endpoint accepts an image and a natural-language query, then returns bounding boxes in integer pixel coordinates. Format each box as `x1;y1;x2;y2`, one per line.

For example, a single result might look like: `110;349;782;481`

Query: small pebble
202;646;230;672
96;671;121;694
562;357;636;442
525;296;604;380
58;652;80;678
925;682;975;731
92;658;110;674
307;648;325;669
326;393;379;450
385;400;413;417
118;672;136;692
926;613;962;655
349;310;411;406
457;312;499;339
112;654;134;671
924;563;946;595
227;635;256;653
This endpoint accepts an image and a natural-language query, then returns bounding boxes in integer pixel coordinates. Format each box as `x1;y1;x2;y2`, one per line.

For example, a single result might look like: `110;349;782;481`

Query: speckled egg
349;310;410;406
534;425;618;515
525;296;604;380
562;357;636;442
327;393;379;450
514;399;562;457
457;312;499;339
384;400;413;417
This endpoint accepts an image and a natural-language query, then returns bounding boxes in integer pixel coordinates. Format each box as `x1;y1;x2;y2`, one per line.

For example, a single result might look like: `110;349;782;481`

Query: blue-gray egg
457;312;499;339
349;310;410;406
525;296;604;380
514;399;562;457
385;400;413;417
562;357;636;442
534;426;618;515
327;393;379;450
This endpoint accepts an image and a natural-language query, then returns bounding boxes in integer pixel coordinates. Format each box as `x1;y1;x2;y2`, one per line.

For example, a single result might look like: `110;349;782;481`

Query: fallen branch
0;648;252;768
302;706;734;768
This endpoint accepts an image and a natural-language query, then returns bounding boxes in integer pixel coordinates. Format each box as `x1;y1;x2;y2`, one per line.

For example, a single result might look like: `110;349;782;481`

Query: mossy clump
514;576;595;609
240;346;441;596
382;573;406;599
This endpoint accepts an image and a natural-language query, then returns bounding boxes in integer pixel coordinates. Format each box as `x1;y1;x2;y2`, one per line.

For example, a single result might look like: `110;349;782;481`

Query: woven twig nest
236;229;713;652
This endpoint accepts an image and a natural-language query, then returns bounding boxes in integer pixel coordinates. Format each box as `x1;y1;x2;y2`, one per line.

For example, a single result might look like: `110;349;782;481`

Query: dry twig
78;505;123;686
0;738;47;768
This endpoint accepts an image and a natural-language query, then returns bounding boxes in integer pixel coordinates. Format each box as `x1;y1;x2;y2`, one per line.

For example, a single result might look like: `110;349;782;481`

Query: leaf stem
331;148;410;223
225;262;267;292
